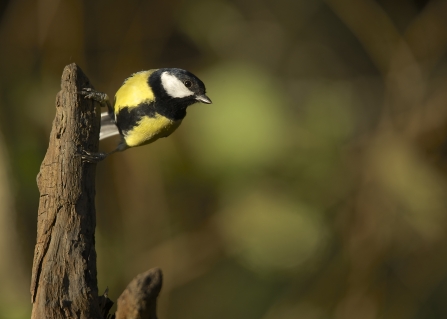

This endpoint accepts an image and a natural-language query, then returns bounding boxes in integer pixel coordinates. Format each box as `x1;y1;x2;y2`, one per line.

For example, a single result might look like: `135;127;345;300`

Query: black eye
184;80;192;88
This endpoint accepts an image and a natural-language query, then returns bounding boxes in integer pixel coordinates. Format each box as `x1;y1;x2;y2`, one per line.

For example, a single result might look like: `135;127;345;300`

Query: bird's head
150;68;212;106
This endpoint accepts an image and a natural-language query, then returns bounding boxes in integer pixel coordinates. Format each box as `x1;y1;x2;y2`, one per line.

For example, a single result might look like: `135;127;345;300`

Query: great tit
81;68;211;162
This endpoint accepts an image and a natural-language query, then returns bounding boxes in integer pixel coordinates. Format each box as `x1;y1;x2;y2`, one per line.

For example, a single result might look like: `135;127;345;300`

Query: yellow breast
114;70;156;113
124;114;182;147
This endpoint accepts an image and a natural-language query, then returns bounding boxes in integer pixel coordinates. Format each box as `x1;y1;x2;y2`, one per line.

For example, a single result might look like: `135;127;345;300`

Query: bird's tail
100;112;120;140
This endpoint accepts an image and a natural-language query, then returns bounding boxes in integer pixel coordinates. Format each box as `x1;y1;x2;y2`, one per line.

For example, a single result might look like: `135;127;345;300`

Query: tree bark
31;63;163;319
31;63;101;319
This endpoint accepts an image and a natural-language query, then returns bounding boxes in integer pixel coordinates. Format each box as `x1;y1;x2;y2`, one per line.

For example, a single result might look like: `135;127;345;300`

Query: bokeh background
1;0;447;318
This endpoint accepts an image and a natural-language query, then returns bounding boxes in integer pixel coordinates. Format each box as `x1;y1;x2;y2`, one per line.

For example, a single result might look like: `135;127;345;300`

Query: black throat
153;97;191;121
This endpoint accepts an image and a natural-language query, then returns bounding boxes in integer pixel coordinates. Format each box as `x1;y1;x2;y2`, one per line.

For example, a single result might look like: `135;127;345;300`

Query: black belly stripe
116;102;156;135
116;98;194;136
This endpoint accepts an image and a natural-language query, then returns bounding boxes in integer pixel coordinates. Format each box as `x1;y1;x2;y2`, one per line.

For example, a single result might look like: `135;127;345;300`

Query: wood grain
31;63;101;319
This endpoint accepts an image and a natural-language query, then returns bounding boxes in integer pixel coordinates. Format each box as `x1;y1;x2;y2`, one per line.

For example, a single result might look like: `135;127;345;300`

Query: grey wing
100;112;120;140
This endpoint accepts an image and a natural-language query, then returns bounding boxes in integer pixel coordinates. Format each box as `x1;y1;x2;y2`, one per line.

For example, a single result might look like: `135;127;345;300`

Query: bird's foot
79;88;110;105
79;149;108;163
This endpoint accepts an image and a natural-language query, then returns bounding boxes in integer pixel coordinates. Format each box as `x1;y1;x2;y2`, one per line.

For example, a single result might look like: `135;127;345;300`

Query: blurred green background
2;0;447;318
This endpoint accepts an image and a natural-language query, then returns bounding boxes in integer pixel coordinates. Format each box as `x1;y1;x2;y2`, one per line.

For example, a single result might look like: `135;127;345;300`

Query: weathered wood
115;268;163;319
31;63;102;319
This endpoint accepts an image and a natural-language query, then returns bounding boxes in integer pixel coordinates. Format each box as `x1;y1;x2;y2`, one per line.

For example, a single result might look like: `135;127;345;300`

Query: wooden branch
31;63;102;319
31;63;163;319
115;268;163;319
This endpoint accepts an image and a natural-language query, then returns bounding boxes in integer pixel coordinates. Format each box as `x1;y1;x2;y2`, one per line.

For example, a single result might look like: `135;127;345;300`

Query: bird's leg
80;149;118;163
79;88;112;109
80;138;127;163
78;88;118;163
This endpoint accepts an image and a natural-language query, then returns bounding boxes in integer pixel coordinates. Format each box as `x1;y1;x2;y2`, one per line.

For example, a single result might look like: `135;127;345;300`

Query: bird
81;68;211;162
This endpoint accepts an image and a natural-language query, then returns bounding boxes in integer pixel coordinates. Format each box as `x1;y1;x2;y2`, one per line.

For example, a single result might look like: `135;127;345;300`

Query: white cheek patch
161;72;194;98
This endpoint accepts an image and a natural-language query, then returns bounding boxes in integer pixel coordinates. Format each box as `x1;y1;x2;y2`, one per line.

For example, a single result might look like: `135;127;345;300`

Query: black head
149;68;211;104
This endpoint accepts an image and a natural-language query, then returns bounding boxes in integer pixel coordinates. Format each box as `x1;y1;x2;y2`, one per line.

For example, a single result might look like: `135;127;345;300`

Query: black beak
196;94;212;104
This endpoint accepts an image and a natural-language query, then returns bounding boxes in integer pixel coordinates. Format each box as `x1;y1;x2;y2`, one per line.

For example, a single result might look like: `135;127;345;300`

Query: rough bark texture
31;63;102;319
115;268;163;319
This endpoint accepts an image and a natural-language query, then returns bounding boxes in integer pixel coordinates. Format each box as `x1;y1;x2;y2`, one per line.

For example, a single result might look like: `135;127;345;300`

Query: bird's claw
79;88;110;105
79;149;108;163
